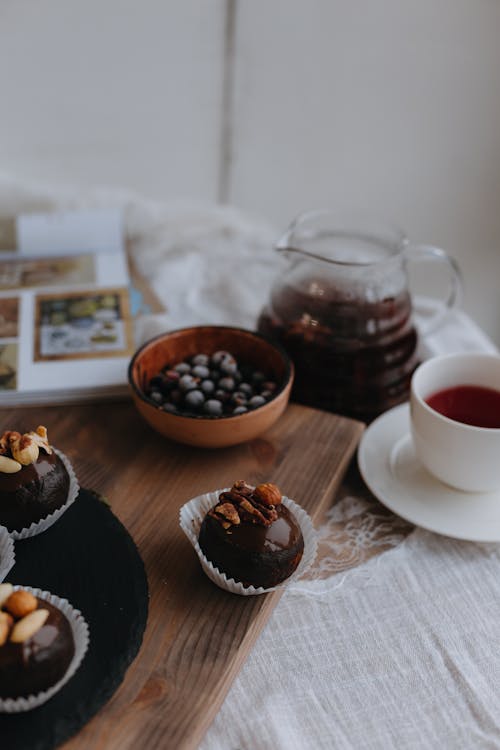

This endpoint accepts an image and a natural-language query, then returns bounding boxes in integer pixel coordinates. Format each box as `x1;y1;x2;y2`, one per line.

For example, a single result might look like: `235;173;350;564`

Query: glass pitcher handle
405;244;463;336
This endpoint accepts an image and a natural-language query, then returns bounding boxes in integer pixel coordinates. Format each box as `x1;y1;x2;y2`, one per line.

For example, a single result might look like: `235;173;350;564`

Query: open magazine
0;208;163;405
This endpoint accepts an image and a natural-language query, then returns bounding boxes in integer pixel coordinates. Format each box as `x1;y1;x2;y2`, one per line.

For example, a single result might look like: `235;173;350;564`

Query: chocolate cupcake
0;584;89;711
0;427;78;538
198;481;305;589
0;584;76;700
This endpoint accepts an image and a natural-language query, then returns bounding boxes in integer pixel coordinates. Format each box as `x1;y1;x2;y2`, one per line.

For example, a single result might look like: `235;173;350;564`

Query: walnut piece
213;502;241;526
254;483;282;506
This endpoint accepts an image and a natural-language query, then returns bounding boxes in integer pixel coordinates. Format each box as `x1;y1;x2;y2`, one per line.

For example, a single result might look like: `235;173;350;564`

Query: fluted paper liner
0;585;89;713
179;488;318;595
0;527;14;583
10;449;80;541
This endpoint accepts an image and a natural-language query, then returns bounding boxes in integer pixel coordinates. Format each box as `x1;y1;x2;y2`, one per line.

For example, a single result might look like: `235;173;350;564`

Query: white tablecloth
197;311;500;750
1;174;499;749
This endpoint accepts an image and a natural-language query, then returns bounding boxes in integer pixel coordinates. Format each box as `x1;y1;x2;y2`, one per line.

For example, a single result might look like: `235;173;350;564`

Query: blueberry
191;353;209;366
214;389;230;403
209;369;221;382
231;391;248;407
191;364;210;379
174;362;191;375
149;375;164;389
162;402;178;414
211;350;232;367
262;381;277;393
248;395;266;409
239;382;253;397
219;376;235;391
149;390;164;404
179;374;198;392
220;356;238;376
164;369;180;382
203;399;223;416
169;388;182;404
232;406;248;415
200;379;215;395
184;389;205;409
148;374;174;396
260;390;275;400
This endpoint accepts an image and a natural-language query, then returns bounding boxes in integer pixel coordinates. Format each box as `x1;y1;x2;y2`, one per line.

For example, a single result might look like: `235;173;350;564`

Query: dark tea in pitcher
257;212;461;422
258;285;419;423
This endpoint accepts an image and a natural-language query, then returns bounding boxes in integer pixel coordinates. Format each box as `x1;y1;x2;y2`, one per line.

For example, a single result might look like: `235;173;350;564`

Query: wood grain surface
0;401;363;750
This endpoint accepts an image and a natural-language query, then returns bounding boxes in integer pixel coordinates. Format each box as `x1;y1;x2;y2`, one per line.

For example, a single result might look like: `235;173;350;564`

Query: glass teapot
257;211;462;422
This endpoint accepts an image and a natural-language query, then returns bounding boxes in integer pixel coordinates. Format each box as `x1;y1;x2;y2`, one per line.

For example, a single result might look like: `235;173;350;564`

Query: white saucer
357;403;500;542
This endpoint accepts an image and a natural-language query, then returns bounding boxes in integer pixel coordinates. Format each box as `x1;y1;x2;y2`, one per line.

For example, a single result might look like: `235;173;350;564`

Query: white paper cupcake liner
0;585;90;713
0;527;15;582
180;488;318;596
10;449;80;541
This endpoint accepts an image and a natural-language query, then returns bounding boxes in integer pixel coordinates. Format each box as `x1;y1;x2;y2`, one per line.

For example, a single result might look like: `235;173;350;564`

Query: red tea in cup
411;354;500;491
426;385;500;428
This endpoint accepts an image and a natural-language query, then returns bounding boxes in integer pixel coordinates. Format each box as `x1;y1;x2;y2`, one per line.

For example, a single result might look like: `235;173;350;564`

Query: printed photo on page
0;254;96;290
0;343;18;390
33;288;134;362
0;297;19;338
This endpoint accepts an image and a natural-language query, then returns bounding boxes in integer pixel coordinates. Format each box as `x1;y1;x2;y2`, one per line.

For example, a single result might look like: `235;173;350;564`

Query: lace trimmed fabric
299;464;413;583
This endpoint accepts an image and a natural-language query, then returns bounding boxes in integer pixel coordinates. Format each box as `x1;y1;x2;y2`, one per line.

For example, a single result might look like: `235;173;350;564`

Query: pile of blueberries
145;350;278;417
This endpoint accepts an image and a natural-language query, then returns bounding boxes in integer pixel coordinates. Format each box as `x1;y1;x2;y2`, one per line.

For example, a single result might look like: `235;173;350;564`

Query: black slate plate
0;488;149;750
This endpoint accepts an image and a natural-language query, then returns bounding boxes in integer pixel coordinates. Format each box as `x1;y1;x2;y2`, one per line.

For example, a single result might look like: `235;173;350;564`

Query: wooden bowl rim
128;325;294;423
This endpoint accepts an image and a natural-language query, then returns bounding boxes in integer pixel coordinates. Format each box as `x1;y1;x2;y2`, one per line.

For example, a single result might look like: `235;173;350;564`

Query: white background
0;0;499;343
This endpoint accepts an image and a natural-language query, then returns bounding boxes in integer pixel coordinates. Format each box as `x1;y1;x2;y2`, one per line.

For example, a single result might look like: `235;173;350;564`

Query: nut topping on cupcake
9;609;50;644
0;586;49;645
254;483;282;506
208;480;283;530
0;426;52;470
3;589;38;618
0;456;21;473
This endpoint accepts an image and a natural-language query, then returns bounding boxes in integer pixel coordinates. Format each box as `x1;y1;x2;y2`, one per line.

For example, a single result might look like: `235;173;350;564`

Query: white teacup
410;353;500;492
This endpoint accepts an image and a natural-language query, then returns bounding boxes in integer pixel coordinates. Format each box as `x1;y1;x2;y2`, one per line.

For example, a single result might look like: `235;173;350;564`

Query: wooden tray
0;401;364;750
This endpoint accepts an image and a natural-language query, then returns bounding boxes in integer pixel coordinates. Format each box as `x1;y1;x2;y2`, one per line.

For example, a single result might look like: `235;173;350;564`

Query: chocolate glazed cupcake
198;481;304;588
0;584;75;699
0;427;70;533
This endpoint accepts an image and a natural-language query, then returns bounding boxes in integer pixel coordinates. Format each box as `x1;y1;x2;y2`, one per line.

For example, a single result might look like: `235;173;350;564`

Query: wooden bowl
128;326;294;448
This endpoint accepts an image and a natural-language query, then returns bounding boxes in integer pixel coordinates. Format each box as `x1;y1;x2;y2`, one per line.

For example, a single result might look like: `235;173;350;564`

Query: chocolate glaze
0;452;70;531
199;504;304;588
0;599;75;698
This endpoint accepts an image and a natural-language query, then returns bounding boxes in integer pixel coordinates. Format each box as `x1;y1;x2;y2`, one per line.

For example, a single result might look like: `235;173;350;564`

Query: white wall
0;0;225;201
0;0;499;343
229;1;500;344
